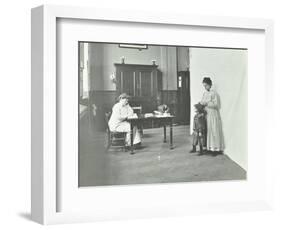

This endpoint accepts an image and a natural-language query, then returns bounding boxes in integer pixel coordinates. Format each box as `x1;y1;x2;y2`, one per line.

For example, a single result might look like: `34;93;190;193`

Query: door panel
121;70;134;96
140;71;152;97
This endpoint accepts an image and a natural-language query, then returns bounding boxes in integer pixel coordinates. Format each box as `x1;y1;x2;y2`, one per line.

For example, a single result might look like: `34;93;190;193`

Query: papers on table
144;113;154;118
155;114;171;118
153;110;161;115
153;111;171;117
128;113;172;119
128;113;138;119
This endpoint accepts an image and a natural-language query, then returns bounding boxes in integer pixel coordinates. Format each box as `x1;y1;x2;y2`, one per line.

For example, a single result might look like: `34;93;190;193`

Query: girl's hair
194;103;204;113
202;77;212;86
118;93;130;101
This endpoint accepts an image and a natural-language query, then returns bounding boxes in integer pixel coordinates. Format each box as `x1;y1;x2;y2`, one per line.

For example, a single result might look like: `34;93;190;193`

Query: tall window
79;43;90;99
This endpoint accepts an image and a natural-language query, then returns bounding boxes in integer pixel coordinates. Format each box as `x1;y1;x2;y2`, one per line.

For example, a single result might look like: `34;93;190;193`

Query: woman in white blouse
108;93;141;146
200;77;225;153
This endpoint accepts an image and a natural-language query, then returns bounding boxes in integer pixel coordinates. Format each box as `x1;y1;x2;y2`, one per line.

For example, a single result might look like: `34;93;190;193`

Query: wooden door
176;71;190;125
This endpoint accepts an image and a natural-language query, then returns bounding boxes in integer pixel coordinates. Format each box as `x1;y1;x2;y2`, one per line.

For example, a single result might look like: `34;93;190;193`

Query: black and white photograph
78;42;247;186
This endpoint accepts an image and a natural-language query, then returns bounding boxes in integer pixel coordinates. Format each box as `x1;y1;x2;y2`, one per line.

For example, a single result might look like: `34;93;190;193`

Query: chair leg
106;131;111;150
123;133;126;152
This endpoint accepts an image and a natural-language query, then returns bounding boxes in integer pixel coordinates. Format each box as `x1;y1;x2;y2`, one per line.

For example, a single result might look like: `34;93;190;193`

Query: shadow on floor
18;212;32;221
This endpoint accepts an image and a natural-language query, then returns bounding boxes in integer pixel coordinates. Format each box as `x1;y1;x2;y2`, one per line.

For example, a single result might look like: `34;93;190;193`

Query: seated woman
108;93;141;147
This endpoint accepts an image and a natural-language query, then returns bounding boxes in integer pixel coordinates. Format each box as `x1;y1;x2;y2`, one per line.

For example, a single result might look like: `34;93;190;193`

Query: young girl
190;103;207;154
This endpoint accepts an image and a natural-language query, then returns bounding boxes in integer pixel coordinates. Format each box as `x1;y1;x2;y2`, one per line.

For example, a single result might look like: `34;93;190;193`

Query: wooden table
127;115;175;154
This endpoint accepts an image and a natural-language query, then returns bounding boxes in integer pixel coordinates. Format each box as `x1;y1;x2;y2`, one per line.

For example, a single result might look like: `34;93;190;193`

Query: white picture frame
31;5;274;225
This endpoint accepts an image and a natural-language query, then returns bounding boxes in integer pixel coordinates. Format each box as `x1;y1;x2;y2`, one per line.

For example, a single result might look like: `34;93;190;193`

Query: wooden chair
104;112;127;151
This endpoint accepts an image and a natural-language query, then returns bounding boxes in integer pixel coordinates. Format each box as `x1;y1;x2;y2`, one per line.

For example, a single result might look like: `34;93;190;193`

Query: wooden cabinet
115;63;162;113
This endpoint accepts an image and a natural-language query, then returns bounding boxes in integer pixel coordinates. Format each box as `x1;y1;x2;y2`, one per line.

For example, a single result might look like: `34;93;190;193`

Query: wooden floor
79;118;246;187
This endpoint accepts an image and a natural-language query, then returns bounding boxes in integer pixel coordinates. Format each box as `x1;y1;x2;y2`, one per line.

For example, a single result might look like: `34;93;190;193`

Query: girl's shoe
189;146;196;153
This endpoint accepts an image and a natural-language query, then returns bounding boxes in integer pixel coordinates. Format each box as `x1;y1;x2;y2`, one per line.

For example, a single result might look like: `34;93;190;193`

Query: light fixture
110;72;116;84
119;43;148;51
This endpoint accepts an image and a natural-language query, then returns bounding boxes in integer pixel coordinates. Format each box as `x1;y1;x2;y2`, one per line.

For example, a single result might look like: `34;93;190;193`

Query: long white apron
108;102;141;145
201;90;225;151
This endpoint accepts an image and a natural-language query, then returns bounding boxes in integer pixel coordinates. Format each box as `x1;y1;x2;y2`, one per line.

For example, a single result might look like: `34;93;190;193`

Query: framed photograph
31;5;274;225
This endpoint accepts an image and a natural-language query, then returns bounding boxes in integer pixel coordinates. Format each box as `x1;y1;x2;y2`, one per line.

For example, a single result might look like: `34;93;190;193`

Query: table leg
163;125;167;143
170;119;174;149
130;122;134;154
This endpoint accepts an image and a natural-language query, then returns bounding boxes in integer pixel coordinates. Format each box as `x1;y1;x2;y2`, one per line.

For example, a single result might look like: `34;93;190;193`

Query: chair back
132;106;142;115
104;111;126;150
105;111;111;123
104;111;112;131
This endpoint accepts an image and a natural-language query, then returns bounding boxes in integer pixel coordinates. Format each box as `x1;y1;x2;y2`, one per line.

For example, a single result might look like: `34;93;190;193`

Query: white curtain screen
189;48;248;170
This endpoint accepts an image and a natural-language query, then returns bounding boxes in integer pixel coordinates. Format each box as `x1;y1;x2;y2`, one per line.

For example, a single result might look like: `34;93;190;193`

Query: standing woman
200;77;225;153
